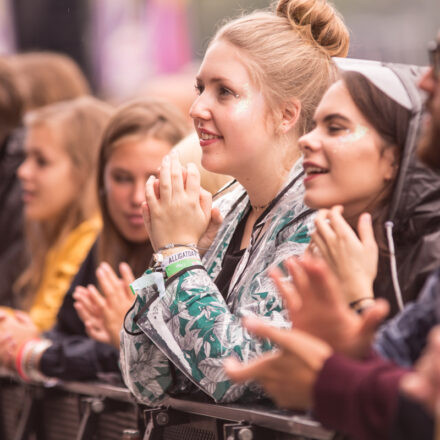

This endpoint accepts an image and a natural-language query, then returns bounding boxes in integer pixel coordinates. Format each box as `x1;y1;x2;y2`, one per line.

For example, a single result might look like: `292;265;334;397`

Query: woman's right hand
270;255;389;359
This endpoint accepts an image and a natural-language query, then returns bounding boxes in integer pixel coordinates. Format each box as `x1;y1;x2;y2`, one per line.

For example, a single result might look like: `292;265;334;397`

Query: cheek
106;183;129;215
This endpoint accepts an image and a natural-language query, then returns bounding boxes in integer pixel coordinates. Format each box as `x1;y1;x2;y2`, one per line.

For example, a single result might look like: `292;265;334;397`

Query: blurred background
1;0;439;103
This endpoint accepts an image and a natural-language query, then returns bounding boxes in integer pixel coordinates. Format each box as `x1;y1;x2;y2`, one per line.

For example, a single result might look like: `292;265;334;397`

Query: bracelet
15;338;40;381
23;339;53;383
157;243;198;252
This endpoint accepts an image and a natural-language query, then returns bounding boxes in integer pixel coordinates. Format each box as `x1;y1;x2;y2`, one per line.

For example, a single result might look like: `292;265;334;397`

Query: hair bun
276;0;349;57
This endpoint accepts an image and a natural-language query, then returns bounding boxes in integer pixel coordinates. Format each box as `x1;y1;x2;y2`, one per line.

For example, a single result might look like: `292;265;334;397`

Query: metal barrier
0;369;338;440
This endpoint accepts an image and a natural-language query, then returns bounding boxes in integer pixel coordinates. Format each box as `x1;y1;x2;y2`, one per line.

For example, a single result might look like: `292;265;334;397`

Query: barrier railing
0;369;337;440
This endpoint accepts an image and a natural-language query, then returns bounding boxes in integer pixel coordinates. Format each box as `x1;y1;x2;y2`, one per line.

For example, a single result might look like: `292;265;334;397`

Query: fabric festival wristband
165;257;201;278
162;249;199;266
16;338;40;381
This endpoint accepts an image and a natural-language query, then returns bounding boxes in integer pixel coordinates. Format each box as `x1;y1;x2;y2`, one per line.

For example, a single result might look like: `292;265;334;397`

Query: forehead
315;80;367;123
24;122;63;154
198;40;252;83
107;135;171;172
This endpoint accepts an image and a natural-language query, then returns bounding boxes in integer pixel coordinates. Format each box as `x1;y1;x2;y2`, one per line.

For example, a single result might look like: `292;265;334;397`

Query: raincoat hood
335;58;440;316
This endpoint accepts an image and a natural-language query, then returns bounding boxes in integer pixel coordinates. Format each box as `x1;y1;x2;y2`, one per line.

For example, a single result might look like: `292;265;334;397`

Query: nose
418;67;436;94
17;157;31;182
132;179;145;207
298;128;322;154
189;94;211;122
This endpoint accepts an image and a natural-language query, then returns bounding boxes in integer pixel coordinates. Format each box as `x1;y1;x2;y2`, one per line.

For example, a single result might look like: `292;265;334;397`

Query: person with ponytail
120;0;349;405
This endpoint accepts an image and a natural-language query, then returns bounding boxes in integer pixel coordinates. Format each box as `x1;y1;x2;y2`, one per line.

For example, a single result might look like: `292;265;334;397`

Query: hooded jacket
336;59;440;316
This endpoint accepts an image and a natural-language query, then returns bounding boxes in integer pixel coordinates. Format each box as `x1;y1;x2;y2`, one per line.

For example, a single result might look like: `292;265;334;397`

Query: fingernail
163;155;170;164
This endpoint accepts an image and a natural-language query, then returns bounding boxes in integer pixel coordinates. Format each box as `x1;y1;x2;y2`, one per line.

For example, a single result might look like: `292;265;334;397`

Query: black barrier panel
0;371;335;440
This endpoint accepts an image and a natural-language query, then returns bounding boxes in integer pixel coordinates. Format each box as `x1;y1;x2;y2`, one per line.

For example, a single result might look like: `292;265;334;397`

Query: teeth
200;132;220;140
305;166;328;175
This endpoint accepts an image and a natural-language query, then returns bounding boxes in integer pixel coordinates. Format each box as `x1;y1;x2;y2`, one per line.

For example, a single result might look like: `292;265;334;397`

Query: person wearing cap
225;35;440;440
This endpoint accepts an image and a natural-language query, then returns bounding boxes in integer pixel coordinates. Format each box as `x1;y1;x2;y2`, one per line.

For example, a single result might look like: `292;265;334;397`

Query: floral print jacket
120;158;314;405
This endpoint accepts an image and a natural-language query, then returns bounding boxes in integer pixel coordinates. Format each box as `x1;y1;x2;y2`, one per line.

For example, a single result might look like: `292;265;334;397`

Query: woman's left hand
311;205;378;304
143;151;212;251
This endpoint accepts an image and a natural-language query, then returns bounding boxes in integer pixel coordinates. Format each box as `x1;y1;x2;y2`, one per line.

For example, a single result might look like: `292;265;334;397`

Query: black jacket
40;242;121;382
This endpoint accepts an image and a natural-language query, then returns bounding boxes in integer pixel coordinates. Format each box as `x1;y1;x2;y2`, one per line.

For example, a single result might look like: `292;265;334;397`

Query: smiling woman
120;0;349;406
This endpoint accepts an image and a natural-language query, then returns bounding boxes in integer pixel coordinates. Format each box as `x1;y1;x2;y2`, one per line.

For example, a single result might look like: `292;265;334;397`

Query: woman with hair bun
121;0;349;405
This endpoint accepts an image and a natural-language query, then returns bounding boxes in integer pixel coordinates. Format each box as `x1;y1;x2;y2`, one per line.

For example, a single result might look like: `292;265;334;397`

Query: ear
279;98;301;135
382;145;399;181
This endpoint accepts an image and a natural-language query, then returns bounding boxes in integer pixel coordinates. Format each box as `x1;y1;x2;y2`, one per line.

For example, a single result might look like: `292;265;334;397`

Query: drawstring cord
385;221;404;311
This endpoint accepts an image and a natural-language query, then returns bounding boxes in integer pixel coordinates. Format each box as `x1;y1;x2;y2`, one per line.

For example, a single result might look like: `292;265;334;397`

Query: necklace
251;201;271;211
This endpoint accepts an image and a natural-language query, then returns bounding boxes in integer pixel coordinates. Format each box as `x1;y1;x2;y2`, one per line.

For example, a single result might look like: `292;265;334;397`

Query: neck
236;141;301;213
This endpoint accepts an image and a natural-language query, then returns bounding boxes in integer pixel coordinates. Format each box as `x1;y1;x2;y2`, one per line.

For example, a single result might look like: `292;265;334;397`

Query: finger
199;188;212;219
224;352;278;383
170;151;185;196
96;264;119;301
87;284;107;312
359;298;389;335
159;154;172;202
13;311;32;325
119;262;136;298
142;201;151;233
310;232;332;265
269;265;301;319
145;175;160;211
186;162;202;200
211;207;223;226
73;301;92;324
327;206;359;242
357;213;378;251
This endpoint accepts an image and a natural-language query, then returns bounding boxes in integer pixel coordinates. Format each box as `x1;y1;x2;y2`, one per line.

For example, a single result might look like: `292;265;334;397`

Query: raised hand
310;206;378;305
224;323;332;410
143;151;212;251
74;262;135;348
270;255;389;359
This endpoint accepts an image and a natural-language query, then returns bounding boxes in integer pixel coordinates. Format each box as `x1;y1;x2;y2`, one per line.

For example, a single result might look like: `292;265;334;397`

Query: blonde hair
213;0;349;135
16;97;113;305
174;132;232;195
8;51;91;112
98;98;190;276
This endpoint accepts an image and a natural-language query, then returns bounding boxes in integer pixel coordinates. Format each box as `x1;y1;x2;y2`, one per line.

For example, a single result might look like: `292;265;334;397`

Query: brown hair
0;58;23;139
212;0;349;136
16;97;113;304
8;51;91;112
97;98;190;276
341;71;412;246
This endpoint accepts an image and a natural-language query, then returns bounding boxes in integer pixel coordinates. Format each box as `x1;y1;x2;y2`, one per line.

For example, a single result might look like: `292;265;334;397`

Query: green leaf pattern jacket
120;159;314;405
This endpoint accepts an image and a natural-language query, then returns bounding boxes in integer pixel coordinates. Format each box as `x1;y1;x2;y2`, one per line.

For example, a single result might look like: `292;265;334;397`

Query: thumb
14;310;32;325
210;207;223;227
358;299;389;340
200;188;212;218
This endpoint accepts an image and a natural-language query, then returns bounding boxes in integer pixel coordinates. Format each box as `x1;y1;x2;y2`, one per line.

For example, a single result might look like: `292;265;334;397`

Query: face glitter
233;83;253;115
338;124;368;143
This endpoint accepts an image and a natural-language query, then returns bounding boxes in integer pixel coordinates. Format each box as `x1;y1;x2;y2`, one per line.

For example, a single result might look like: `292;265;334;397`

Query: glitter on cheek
232;83;254;116
338;125;368;143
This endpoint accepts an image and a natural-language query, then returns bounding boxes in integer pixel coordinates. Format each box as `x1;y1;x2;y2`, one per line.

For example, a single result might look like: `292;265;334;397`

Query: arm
374;268;440;367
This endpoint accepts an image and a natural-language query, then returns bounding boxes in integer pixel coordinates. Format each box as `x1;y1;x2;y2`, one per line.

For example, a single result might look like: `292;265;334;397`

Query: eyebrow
195;76;229;85
322;113;351;123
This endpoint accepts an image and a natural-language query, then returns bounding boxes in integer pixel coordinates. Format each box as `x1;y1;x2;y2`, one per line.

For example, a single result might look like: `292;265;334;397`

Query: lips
197;128;223;147
21;189;36;203
303;161;329;183
126;214;144;227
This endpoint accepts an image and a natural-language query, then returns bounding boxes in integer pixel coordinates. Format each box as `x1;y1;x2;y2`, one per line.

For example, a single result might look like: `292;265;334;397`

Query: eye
194;83;204;95
112;173;133;184
35;154;49;168
328;125;346;134
218;86;235;98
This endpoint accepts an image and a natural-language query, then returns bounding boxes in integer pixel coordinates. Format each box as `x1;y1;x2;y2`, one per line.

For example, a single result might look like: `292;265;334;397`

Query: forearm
313;353;409;440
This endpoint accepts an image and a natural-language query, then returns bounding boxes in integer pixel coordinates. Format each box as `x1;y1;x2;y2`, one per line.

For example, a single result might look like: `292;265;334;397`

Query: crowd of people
0;0;439;439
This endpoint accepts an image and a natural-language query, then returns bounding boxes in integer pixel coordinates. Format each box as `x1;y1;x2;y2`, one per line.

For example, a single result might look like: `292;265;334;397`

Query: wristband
15;338;40;381
23;339;53;383
165;257;201;278
157;243;198;252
